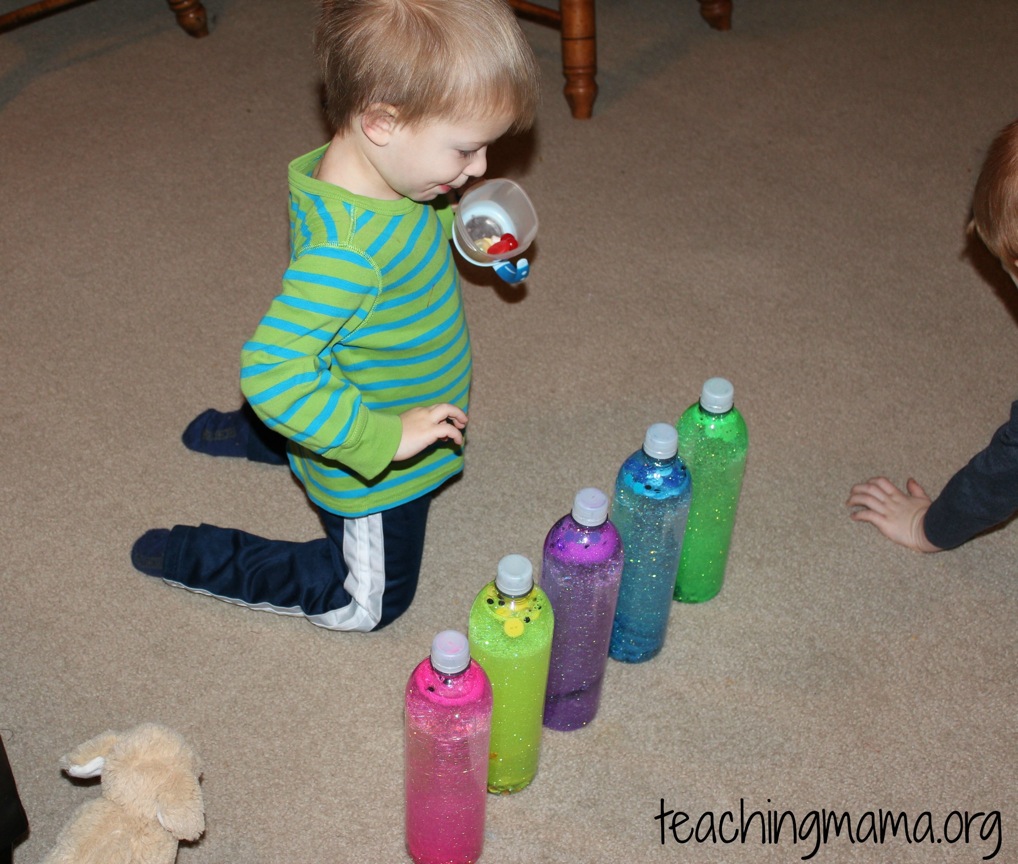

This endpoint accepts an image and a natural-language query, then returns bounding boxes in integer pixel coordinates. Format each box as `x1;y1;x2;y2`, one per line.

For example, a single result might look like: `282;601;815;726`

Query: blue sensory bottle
609;423;691;663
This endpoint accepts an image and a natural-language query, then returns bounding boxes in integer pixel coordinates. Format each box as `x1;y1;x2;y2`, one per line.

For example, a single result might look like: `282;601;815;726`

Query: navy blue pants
162;408;430;631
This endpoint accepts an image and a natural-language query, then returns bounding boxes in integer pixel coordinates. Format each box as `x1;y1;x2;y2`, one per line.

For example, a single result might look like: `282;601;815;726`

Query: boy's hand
846;476;942;553
394;404;468;461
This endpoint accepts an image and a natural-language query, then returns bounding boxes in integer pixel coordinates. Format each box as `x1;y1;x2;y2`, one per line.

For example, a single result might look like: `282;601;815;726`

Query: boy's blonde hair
314;0;540;135
972;119;1018;265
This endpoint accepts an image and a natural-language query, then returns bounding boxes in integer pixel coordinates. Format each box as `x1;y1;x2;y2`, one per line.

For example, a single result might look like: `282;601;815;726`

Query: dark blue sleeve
924;400;1018;549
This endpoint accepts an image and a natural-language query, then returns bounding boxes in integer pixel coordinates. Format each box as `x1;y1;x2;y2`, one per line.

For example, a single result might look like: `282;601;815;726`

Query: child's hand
846;477;942;553
394;405;468;461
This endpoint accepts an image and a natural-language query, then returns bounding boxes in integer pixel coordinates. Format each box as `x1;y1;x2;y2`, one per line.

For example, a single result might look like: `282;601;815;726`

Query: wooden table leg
560;0;596;119
166;0;208;37
698;0;732;31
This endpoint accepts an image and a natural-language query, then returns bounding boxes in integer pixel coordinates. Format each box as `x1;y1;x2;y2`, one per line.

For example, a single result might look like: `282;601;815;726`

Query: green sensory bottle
468;554;554;794
674;377;748;603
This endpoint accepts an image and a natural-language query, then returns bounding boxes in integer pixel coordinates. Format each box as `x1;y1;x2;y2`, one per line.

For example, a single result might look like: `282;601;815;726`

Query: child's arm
846;477;942;552
848;401;1018;551
917;401;1018;548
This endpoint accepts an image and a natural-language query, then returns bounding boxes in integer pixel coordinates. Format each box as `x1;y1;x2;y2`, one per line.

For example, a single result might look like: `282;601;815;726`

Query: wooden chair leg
166;0;208;37
0;0;97;32
560;0;596;119
698;0;732;31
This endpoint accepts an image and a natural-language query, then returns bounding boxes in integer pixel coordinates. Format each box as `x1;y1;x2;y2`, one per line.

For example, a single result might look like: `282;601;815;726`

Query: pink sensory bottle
405;630;493;864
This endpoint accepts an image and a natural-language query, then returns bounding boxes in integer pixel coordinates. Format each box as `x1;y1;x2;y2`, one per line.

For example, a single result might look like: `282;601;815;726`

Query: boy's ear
361;103;399;146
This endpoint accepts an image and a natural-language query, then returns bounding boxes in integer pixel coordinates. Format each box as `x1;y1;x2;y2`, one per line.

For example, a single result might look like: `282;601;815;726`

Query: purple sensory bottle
405;630;492;864
541;487;624;730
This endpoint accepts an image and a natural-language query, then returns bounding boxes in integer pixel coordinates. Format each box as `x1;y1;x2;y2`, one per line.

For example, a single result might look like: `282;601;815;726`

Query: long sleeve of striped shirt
241;240;402;479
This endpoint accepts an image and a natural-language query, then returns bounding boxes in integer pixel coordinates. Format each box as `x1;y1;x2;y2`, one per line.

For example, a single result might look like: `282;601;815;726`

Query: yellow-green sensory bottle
468;554;554;794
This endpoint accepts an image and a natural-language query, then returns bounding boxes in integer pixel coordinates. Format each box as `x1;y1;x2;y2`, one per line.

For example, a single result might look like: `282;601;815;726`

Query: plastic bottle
541;487;624;730
608;423;691;663
404;630;493;864
468;554;554;794
674;377;749;603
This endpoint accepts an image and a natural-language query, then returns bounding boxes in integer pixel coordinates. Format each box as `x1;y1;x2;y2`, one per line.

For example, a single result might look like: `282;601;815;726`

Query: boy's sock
131;528;170;577
182;408;250;457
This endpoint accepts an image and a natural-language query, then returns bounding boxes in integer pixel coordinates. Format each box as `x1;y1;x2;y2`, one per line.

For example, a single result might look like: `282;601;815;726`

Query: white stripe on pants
308;513;386;632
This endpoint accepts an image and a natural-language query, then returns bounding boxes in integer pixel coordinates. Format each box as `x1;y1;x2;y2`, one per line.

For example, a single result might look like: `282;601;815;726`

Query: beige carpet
2;0;1016;861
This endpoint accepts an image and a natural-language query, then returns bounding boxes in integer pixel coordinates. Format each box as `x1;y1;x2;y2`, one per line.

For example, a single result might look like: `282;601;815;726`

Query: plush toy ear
59;731;121;779
63;755;105;779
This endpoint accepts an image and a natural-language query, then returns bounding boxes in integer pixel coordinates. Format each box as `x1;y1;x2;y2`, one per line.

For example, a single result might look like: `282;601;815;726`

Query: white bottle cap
496;554;534;597
430;629;470;674
700;377;734;414
571;487;609;526
643;423;678;459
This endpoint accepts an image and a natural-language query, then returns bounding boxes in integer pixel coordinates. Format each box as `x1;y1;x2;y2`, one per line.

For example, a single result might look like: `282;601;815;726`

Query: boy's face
371;113;515;202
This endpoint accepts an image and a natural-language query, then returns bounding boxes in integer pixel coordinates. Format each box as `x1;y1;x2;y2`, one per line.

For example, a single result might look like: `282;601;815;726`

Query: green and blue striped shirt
240;145;471;517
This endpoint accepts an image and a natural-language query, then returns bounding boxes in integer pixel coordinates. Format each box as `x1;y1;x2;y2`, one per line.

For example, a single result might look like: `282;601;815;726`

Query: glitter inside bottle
405;630;492;864
674;377;748;603
468;555;554;793
609;423;691;662
541;488;624;730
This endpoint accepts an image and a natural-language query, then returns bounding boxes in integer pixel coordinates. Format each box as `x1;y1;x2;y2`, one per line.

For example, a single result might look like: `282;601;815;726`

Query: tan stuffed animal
40;723;204;864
